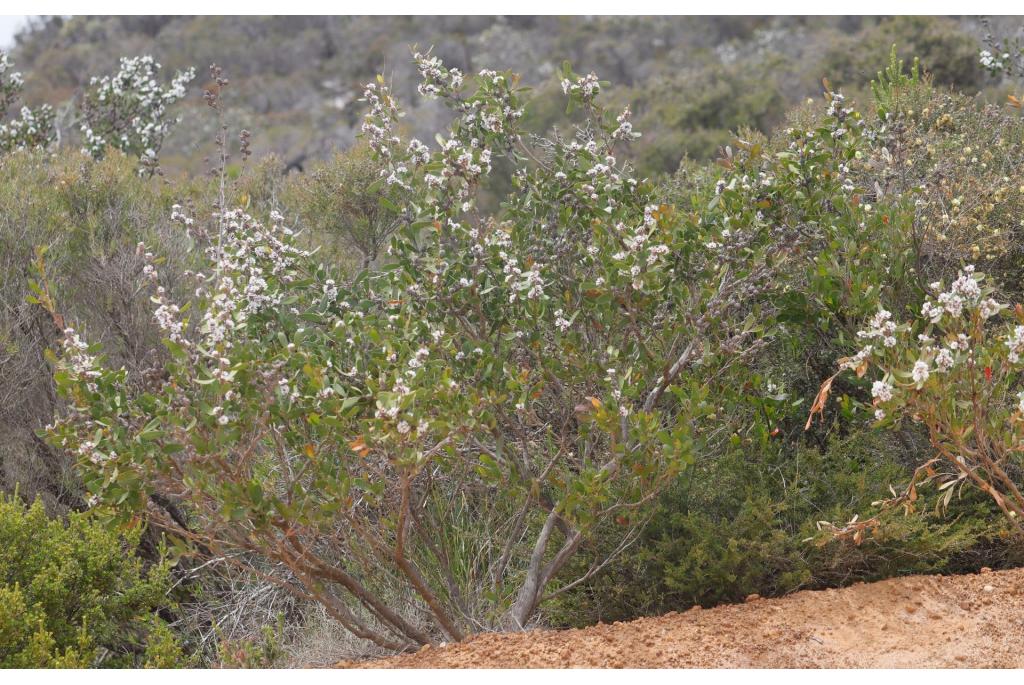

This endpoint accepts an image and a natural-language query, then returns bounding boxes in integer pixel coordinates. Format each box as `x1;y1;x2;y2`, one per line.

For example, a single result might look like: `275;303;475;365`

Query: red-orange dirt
339;567;1024;668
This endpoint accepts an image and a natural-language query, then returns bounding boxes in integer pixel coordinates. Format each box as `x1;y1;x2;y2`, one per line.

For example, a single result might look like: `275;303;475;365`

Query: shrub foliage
0;495;181;667
0;35;1021;664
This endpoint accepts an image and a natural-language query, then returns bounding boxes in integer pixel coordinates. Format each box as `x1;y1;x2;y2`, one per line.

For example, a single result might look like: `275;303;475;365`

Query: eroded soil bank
340;567;1024;668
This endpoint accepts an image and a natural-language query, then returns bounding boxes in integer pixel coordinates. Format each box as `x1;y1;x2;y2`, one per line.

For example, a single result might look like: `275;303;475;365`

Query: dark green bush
550;430;1013;626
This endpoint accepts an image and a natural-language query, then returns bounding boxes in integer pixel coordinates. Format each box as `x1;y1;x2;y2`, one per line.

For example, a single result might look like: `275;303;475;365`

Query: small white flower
871;380;894;403
980;298;1002;320
911;360;929;384
554;309;571;332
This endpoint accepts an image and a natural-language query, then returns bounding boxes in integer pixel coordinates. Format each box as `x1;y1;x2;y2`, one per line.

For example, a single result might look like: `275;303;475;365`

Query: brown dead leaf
837;354;868;378
805;371;839;430
348;436;370;457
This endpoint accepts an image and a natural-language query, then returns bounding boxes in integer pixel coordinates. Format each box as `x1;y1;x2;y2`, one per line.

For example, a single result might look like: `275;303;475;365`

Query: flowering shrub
11;38;1024;657
979;20;1024;78
553;71;987;623
812;266;1024;535
44;54;783;650
80;55;195;175
830;44;1024;294
0;50;22;116
0;50;55;154
0;104;56;153
979;48;1016;77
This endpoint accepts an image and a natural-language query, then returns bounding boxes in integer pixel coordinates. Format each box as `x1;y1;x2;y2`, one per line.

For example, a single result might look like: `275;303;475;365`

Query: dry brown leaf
805;371;838;430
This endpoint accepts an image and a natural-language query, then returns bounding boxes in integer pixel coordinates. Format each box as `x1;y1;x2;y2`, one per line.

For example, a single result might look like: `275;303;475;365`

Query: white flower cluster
557;136;642;216
458;92;524;138
0;50;55;152
360;80;412;195
980;297;1003;320
871;379;894;403
80;55;195;172
500;251;545;303
170;203;199;238
0;104;55;153
360;81;401;158
152;208;311;378
554;308;571;332
372;343;436;438
413;52;464;98
824;90;862;145
911;359;930;384
138;242;188;347
323;278;339;303
908;330;964;380
60;326;102;393
0;50;24;116
561;72;600;102
825;91;846;118
839;343;874;372
979;49;1010;74
363;55;529;219
407;138;430;165
1006;325;1024;364
423;138;494;206
856;308;898;348
419;55;524;151
920;267;995;324
610;205;672;290
935;347;955;372
210;209;308;314
845;264;1023;430
612;106;640;141
78;439;116;466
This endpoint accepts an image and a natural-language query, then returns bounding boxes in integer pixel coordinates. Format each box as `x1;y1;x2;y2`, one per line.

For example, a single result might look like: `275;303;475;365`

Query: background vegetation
7;16;1019;176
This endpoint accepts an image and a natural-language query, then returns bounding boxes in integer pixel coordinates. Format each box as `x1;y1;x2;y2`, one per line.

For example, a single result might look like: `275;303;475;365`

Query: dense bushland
2;33;1024;665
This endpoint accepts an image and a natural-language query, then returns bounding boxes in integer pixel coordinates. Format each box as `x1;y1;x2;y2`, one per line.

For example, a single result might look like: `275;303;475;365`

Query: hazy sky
0;15;28;48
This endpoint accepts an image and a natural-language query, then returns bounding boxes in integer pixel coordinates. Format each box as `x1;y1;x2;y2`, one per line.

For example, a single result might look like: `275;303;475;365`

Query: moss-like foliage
0;496;184;667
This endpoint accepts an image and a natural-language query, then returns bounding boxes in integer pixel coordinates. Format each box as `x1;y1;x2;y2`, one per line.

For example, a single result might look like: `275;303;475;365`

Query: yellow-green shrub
0;495;183;667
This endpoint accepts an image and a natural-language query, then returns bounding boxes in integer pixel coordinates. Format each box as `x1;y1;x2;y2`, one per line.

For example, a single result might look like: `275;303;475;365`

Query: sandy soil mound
340;567;1024;668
